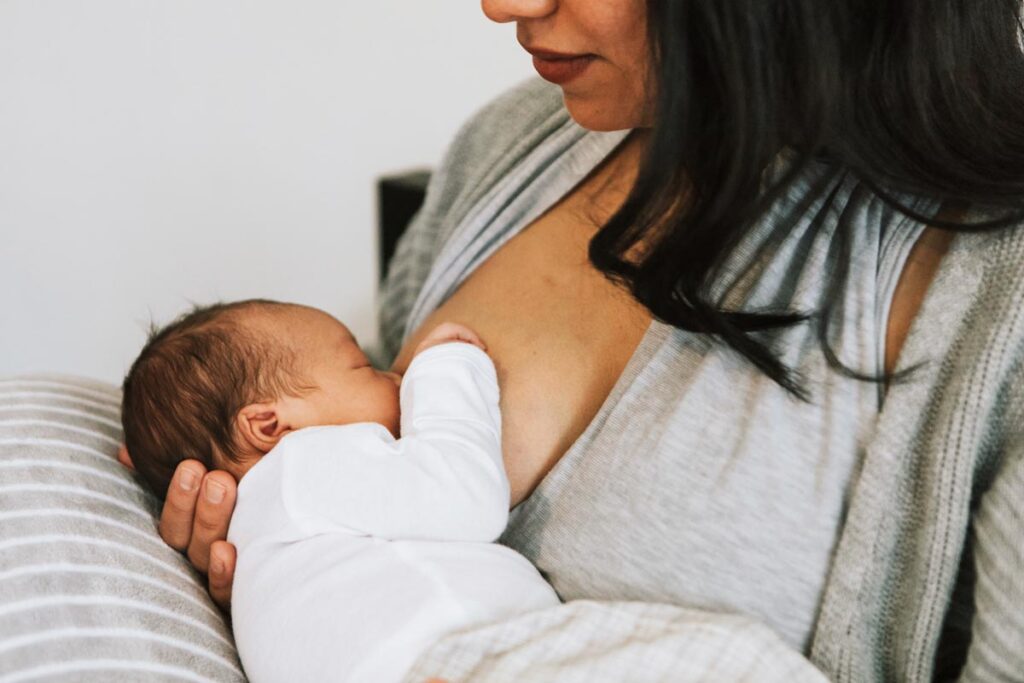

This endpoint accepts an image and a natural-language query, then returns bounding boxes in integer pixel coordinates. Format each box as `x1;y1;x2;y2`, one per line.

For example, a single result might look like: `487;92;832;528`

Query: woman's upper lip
522;46;592;61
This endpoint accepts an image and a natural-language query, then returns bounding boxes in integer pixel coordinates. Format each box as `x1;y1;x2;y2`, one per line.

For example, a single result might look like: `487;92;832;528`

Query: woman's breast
390;207;652;506
498;320;880;651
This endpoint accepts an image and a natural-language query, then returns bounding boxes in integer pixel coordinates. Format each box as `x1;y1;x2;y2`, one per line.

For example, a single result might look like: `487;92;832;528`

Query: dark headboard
377;170;431;283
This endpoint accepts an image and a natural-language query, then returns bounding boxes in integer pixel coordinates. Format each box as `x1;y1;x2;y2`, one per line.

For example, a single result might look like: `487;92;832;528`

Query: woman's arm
957;436;1024;680
403;435;1024;682
406;600;828;682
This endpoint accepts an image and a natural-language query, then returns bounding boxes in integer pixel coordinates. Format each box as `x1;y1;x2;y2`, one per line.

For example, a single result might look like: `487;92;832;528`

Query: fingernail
179;469;198;492
205;480;226;504
211;555;226;575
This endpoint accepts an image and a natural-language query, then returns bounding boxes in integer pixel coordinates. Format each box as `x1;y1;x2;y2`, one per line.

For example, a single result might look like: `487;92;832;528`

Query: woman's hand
413;322;487;357
159;458;238;612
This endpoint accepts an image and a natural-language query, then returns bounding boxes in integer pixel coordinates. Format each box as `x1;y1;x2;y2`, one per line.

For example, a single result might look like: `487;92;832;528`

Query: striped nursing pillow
0;375;245;682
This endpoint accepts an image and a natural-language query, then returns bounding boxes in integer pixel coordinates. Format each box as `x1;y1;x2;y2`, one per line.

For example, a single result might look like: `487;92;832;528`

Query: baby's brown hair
121;299;309;498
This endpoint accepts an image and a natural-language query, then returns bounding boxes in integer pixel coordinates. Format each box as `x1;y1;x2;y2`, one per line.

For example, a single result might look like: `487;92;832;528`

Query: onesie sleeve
274;342;509;543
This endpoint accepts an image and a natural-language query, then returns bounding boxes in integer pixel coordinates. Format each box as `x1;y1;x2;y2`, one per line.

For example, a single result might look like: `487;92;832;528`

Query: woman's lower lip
531;55;596;85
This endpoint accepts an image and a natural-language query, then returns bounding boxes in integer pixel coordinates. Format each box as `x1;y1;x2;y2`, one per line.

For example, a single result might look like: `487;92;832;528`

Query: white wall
0;1;535;384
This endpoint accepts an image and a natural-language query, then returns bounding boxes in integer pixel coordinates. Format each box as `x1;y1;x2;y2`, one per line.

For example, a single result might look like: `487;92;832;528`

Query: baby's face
252;304;402;437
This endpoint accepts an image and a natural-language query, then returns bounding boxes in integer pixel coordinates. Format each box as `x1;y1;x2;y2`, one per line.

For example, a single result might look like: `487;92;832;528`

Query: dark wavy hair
590;0;1024;399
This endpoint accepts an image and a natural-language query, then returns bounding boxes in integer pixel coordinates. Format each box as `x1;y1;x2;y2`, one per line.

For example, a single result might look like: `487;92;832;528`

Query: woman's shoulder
468;76;567;127
412;77;573;252
451;77;568;153
374;78;571;367
432;77;571;191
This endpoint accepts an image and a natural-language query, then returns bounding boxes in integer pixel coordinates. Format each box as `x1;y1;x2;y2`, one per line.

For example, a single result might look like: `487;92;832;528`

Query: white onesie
227;342;560;683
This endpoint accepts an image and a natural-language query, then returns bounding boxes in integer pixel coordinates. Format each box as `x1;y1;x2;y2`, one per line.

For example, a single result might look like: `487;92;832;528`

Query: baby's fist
413;322;487;357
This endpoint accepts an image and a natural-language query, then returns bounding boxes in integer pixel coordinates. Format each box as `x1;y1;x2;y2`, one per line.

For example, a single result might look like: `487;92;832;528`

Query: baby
120;299;559;682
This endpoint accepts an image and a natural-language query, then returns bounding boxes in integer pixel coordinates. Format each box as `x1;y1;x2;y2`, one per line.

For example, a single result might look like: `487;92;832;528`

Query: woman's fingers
208;540;236;613
159;460;207;551
159;462;237;613
186;470;237;573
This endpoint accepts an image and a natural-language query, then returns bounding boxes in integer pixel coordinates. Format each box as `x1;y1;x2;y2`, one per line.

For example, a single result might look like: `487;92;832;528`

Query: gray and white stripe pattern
0;376;244;682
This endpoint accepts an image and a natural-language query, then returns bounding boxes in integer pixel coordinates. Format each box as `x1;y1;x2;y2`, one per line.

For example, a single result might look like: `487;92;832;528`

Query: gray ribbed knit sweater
378;78;1024;682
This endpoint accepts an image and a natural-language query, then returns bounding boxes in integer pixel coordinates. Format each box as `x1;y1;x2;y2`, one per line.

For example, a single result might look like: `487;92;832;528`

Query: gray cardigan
379;78;1024;682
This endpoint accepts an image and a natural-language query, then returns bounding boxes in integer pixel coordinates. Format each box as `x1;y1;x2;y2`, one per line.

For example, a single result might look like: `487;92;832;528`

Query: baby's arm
228;329;507;681
269;334;508;543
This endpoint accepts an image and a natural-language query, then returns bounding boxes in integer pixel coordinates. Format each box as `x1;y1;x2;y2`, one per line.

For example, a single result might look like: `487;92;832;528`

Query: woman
151;0;1024;679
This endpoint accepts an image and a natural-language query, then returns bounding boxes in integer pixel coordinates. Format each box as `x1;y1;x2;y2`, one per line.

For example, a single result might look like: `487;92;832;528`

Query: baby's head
121;299;402;497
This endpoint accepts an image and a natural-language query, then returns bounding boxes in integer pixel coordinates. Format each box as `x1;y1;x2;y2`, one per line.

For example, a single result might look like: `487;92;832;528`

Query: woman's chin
562;94;648;132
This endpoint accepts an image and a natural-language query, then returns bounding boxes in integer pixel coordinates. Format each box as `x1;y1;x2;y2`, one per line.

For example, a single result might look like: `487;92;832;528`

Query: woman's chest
395;202;652;505
499;321;880;651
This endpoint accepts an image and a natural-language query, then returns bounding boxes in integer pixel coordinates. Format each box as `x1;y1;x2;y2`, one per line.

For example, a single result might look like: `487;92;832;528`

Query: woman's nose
481;0;557;23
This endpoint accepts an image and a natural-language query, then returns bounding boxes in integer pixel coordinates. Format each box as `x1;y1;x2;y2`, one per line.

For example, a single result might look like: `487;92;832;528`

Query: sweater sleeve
959;436;1024;682
404;600;828;682
275;342;509;543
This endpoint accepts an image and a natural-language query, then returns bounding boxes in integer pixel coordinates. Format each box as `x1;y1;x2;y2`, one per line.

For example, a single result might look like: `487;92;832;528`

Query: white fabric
227;342;559;683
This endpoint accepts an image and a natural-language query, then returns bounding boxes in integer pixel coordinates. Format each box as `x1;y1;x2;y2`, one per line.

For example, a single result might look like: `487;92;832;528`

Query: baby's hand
413;322;487;358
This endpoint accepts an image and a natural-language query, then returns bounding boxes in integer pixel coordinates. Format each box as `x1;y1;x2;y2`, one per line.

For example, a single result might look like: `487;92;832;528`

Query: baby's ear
235;402;289;454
